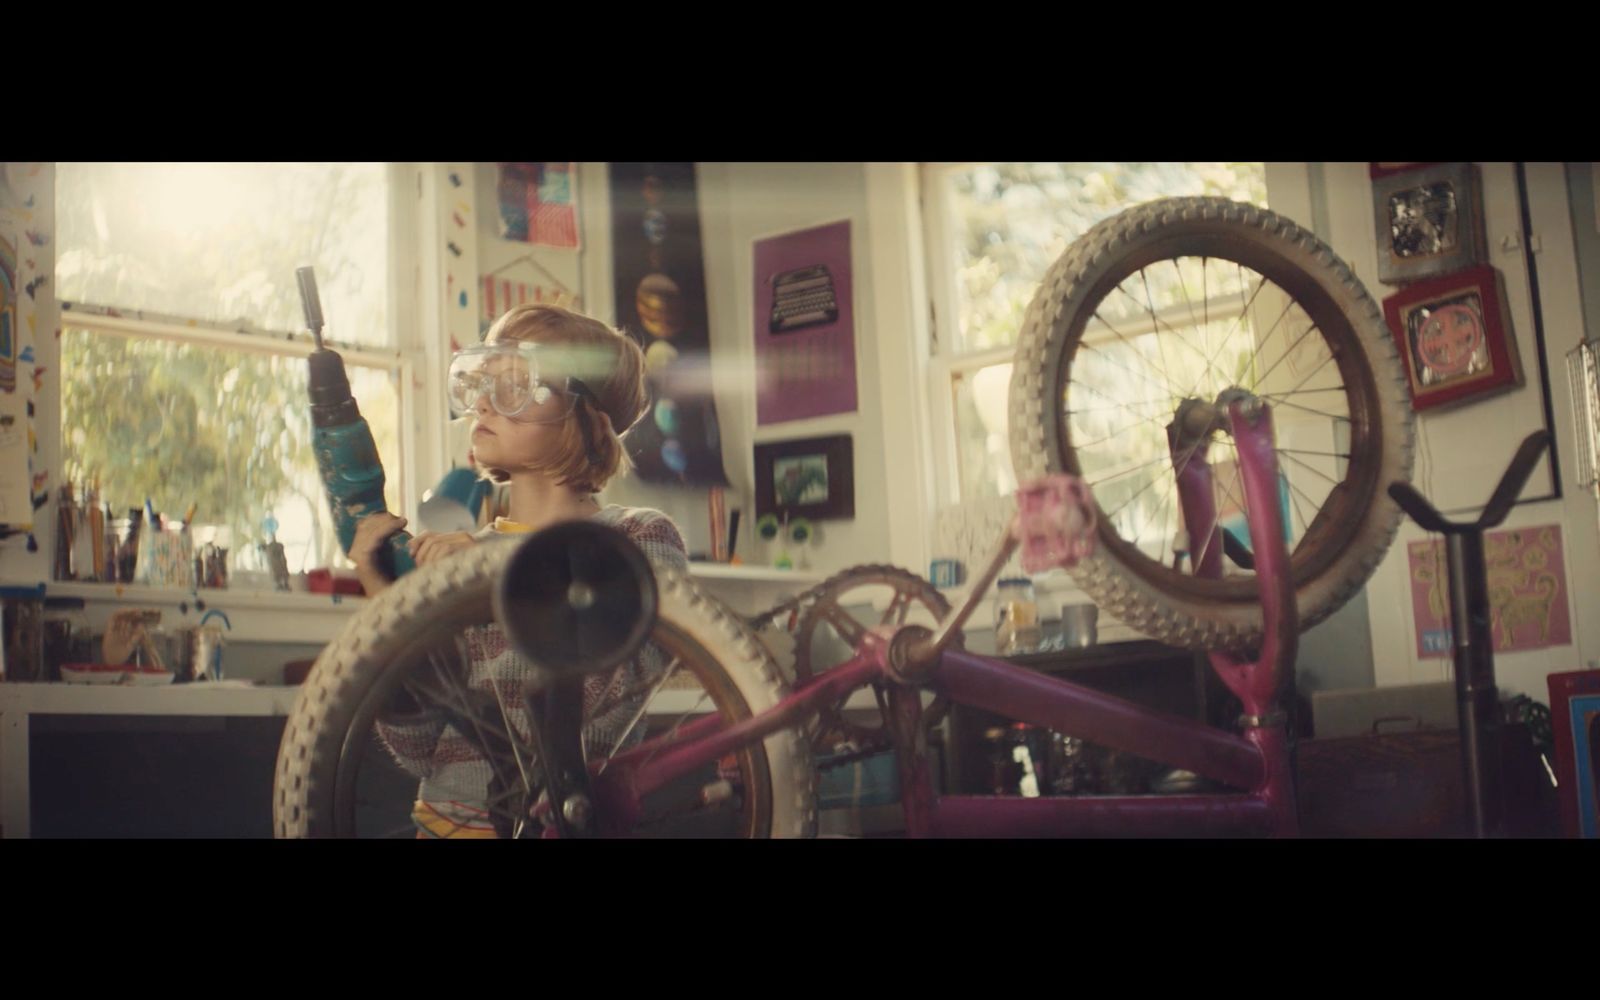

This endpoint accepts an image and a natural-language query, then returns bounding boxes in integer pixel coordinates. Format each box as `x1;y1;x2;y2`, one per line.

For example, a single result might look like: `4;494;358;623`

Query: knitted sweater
372;504;688;830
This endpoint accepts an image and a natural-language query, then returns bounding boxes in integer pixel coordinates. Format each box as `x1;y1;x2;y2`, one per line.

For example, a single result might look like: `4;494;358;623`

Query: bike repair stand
1388;430;1552;839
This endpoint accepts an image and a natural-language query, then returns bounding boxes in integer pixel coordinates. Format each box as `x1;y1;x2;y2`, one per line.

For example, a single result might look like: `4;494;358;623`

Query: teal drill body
298;266;415;582
312;410;416;579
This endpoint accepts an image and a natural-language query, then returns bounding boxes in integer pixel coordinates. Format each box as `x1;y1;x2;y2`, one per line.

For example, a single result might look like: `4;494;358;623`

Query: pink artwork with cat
1407;523;1572;658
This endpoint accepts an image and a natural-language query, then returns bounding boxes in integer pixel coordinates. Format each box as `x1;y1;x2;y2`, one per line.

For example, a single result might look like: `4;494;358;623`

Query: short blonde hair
478;304;648;493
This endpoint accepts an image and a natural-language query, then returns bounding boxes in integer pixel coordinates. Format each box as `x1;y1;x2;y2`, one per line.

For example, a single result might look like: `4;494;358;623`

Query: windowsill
35;580;366;612
686;562;827;585
3;562;832;644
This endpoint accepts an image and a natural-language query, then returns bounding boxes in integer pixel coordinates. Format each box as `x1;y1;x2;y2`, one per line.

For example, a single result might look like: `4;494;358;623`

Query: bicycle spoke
1089;453;1175;488
1281;473;1329;535
1104;462;1168;521
1077;337;1180;405
1072;409;1169;451
1266;396;1352;423
597;656;682;776
1185;265;1268;400
1252;317;1320;391
1261;385;1347;400
1137;268;1180;400
639;688;714;770
1126;269;1238;392
1279;450;1343;488
1284;467;1312;537
1089;307;1178;394
1066;396;1179;417
1132;469;1180;559
1261;342;1336;401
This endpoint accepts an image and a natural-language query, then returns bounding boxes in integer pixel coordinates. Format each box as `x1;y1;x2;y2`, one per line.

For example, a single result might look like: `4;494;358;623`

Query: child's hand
350;513;408;572
408;530;477;567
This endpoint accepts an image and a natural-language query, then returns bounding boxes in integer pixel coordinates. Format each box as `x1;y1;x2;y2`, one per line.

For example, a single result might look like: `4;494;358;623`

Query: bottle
993;577;1041;654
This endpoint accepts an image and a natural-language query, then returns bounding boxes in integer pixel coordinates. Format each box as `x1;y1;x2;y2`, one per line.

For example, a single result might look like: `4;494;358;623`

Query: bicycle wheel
1009;197;1414;651
274;541;816;838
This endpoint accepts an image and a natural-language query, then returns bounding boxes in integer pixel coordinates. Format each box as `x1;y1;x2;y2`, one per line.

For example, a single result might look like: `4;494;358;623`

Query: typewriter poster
752;219;858;425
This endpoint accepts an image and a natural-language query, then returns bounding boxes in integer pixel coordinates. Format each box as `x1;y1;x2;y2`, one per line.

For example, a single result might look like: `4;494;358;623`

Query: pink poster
752;220;857;425
1407;523;1573;658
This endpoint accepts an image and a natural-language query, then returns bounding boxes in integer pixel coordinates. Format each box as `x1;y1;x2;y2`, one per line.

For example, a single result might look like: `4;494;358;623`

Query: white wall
1311;162;1600;700
575;162;893;573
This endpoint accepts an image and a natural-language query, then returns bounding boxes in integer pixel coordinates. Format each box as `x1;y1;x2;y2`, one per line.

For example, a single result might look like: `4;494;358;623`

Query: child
350;304;688;838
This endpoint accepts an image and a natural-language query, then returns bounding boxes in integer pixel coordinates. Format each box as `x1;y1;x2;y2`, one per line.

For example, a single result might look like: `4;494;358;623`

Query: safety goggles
448;342;597;422
448;341;605;467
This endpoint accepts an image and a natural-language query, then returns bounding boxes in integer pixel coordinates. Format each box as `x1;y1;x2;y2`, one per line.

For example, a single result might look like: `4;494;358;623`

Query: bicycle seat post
1388;430;1552;839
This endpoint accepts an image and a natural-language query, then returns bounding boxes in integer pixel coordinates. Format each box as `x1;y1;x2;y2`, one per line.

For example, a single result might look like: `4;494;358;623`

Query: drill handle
379;531;417;580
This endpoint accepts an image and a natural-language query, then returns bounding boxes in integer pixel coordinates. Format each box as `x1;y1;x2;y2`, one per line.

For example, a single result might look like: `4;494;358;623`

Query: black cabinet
944;640;1228;795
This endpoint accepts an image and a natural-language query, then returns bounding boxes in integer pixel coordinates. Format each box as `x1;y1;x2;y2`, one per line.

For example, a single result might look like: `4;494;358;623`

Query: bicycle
274;196;1414;838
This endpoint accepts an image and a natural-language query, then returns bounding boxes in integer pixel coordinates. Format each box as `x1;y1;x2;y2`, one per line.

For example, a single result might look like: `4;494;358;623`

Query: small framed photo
1371;162;1487;285
1382;265;1522;412
753;434;854;521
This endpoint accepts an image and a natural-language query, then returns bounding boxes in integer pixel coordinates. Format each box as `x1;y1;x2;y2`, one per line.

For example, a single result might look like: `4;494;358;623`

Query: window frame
911;161;1312;637
51;162;434;563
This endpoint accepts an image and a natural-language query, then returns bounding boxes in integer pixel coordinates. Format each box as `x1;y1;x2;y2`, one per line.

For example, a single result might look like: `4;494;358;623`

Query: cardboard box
1311;681;1457;739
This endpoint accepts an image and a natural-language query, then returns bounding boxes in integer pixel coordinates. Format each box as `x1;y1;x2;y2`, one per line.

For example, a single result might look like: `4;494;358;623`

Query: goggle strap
567;378;605;470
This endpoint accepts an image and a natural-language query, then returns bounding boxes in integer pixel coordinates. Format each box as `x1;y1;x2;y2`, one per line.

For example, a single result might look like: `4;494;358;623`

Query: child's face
465;342;576;476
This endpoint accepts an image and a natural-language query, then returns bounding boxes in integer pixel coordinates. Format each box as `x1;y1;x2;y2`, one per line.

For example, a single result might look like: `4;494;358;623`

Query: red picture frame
1381;265;1522;411
1369;162;1441;180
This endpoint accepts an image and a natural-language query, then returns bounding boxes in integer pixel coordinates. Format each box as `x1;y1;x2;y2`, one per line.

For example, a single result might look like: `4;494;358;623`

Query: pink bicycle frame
593;396;1300;838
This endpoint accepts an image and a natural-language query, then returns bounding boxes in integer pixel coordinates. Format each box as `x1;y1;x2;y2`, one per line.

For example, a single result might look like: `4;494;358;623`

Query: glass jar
993;577;1041;654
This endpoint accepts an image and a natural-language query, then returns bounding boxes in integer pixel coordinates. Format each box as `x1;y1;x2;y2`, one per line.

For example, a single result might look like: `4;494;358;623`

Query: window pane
951;362;1016;502
55;163;391;347
61;328;402;576
938;162;1269;356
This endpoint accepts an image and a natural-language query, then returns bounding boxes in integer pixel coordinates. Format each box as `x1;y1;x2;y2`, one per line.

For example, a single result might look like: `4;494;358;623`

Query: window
921;162;1270;506
55;162;407;575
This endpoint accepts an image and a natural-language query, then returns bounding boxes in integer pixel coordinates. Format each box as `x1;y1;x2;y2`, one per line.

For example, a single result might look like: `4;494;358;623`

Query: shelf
687;563;826;584
34;580;365;613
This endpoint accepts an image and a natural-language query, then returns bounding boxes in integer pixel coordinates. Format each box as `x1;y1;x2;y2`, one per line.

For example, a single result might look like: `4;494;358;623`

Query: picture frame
1382;265;1522;411
1547;669;1600;838
1368;162;1440;180
753;434;854;521
1371;162;1487;285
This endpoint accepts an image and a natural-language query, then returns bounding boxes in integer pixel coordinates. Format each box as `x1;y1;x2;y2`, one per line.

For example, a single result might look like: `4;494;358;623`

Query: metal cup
1060;603;1099;648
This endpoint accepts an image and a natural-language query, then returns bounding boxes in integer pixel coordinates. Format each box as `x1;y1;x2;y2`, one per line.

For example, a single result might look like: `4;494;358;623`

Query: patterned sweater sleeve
373;506;690;780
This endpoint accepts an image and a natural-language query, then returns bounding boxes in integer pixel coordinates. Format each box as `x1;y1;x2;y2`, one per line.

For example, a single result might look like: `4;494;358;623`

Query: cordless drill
297;266;416;581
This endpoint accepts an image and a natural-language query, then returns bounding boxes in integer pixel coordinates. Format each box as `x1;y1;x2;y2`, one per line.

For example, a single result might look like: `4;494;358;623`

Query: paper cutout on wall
496;163;580;249
1408;523;1573;657
0;222;15;393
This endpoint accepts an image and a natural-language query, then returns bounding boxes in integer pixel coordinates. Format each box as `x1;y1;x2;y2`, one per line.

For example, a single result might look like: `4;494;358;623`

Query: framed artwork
1368;162;1440;180
494;163;580;249
1372;162;1487;285
1382;265;1522;411
1547;670;1600;838
753;435;854;521
752;220;858;425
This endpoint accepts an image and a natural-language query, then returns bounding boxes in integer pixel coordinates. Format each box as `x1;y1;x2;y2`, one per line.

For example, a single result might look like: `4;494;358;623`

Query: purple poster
753;220;857;425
